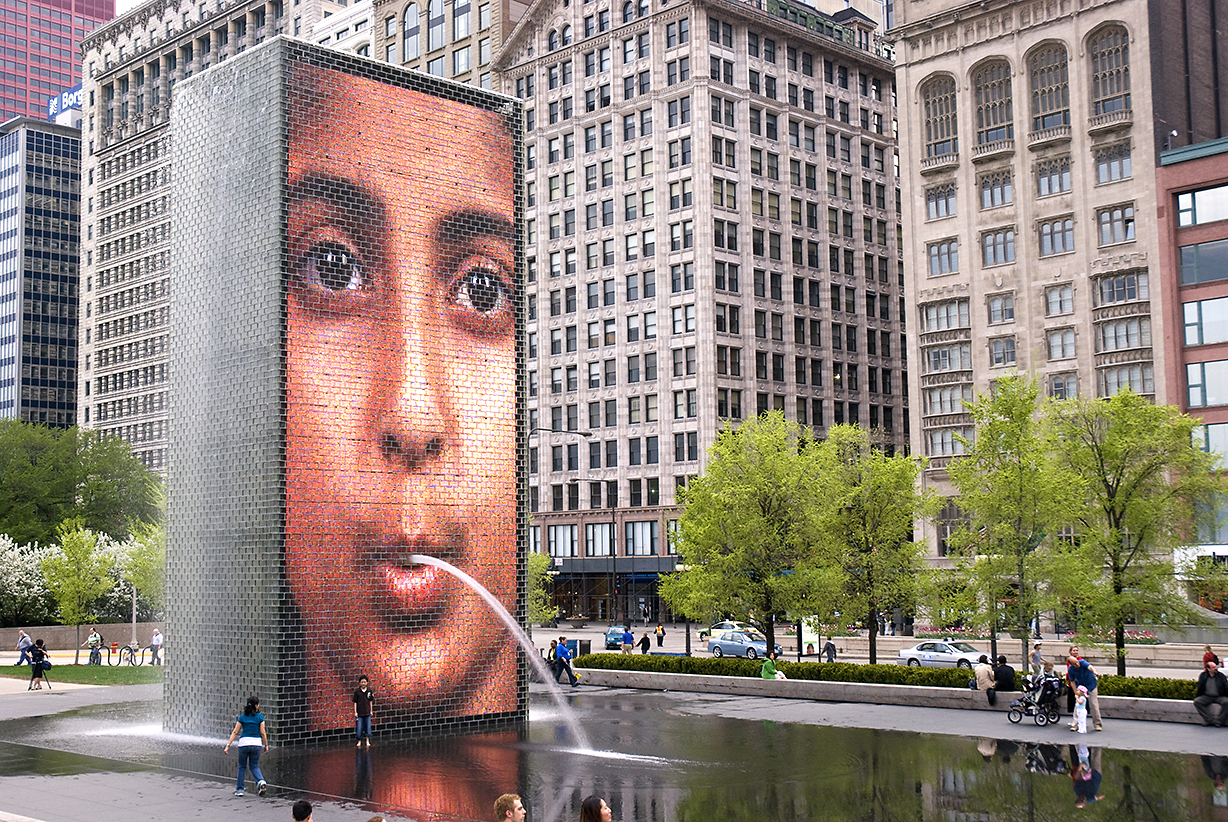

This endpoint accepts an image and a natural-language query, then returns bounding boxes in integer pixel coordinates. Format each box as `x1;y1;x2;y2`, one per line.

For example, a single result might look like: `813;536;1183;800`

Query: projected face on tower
283;62;518;731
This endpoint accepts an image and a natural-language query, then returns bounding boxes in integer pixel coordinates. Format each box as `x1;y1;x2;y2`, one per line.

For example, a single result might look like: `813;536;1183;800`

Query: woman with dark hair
27;639;48;690
224;695;269;797
579;795;612;822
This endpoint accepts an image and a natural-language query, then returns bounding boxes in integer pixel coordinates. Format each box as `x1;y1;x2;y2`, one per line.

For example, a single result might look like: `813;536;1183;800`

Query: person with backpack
27;639;49;690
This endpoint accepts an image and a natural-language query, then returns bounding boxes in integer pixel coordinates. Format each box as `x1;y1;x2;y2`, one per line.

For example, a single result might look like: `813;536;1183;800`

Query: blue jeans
355;715;371;740
16;648;30;665
236;745;264;790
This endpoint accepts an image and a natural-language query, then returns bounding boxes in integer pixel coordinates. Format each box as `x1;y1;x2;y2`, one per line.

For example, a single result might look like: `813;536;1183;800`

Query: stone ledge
574;668;1204;724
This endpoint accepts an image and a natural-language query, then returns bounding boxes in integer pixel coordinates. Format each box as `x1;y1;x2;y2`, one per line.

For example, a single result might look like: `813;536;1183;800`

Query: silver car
708;631;783;660
896;640;983;668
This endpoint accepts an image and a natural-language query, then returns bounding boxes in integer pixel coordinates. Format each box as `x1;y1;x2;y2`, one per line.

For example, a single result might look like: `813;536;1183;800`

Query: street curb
573;667;1205;724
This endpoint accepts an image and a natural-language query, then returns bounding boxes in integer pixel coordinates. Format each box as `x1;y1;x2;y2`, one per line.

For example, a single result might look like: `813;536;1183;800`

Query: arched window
1029;44;1070;130
1090;26;1130;114
637;0;648;16
974;61;1013;144
561;24;571;45
922;76;958;158
548;29;558;51
622;1;634;22
427;0;445;50
402;3;420;61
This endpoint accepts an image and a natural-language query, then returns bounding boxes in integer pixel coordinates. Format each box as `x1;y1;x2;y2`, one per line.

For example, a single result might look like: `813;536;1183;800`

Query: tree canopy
659;412;839;653
41;519;117;663
0;421;161;547
1047;391;1226;674
946;375;1083;662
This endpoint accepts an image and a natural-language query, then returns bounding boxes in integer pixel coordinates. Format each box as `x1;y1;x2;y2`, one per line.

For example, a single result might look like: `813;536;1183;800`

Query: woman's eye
299;241;367;292
455;259;509;315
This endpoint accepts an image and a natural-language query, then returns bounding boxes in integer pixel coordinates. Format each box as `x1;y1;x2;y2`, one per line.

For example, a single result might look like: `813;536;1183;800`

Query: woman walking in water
224;695;269;796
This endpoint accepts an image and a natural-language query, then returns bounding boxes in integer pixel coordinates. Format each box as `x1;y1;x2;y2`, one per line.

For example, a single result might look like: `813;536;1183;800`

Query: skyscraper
0;0;114;123
0;116;81;426
495;0;907;621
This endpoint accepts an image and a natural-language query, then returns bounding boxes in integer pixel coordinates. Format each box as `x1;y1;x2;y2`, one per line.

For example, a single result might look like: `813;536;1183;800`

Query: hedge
573;653;1196;700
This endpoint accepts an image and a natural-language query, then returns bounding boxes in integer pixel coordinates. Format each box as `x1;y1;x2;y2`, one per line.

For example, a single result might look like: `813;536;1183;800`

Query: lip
378;561;451;623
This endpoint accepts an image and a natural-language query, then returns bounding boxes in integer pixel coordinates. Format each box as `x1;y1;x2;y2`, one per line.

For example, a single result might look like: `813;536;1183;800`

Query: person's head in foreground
579;795;612;822
292;799;313;821
283;59;518;732
494;793;525;822
1209;660;1221;675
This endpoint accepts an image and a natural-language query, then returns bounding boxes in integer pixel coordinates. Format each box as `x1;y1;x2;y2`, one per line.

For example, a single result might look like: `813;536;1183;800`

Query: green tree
0;535;55;627
41;519;116;664
0;422;161;547
946;375;1083;662
0;420;76;546
527;549;559;629
817;425;938;664
660;412;839;655
1048;392;1226;675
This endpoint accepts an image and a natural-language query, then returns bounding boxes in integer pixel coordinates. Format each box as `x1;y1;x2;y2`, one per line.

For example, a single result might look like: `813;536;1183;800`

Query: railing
1087;108;1133;133
1028;125;1072;148
972;138;1014;161
920;152;959;173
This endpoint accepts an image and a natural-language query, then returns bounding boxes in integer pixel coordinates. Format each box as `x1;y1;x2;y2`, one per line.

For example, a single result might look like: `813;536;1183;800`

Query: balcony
971;139;1015;163
1028;125;1072;150
1088;108;1133;135
920;152;959;175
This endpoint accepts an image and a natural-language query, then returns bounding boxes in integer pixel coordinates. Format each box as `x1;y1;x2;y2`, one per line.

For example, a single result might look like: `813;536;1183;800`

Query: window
927;184;955;220
974;61;1013;143
919;299;969;332
980;171;1012;209
1039;218;1075;256
1048;328;1076;360
626;521;658;554
403;3;420;59
1102;364;1154;397
1098;317;1151;352
928;240;959;276
1050;374;1077;399
428;0;445;50
1095;143;1132;184
922;76;958;157
1178;184;1228;227
668;96;691;127
1185;296;1228;346
1097;271;1148;305
1029;44;1070;129
1046;284;1074;315
1090;26;1130;114
1182;239;1228;285
925;342;972;373
982;229;1015;266
666;19;689;47
1037;156;1071;196
1098;205;1135;246
925;385;973;415
990;337;1016;366
987;294;1014;323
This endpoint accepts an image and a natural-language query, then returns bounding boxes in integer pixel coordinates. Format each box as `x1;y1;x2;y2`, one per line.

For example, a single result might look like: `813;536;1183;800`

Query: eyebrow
286;174;388;242
435;209;514;248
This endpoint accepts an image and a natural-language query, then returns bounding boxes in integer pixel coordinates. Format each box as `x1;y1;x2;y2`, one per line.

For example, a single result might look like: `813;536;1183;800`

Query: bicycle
116;644;142;666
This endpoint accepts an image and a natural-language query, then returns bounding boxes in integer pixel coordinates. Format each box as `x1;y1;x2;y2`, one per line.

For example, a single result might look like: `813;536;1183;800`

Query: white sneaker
257;781;267;797
234;789;244;797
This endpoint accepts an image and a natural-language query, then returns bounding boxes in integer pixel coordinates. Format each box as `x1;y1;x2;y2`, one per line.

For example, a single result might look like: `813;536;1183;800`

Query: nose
378;296;451;471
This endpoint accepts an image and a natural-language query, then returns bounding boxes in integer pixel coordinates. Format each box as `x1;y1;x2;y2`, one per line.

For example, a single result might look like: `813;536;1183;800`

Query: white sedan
896;640;983;668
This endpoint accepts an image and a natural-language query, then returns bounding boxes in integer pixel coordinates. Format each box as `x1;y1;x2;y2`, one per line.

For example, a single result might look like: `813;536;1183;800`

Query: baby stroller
1008;673;1063;726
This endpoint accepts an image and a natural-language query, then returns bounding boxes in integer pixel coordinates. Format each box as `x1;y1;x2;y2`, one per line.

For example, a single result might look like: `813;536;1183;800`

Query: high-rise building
372;0;525;89
0;0;115;124
75;0;349;470
890;0;1186;559
494;0;907;622
308;0;375;56
0;116;81;426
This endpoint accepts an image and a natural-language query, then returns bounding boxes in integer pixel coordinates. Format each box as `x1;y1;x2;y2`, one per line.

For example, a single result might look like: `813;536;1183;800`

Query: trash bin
577;639;591;656
564;639;579;657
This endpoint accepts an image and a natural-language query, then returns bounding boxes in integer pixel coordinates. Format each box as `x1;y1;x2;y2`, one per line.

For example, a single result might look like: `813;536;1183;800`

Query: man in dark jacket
1196;659;1228;726
993;655;1017;692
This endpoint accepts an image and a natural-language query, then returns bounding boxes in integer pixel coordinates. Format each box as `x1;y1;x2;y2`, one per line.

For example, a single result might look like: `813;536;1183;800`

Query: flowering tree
0;535;54;627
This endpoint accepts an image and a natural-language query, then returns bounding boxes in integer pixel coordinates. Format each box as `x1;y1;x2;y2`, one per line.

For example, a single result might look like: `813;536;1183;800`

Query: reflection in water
0;691;1223;821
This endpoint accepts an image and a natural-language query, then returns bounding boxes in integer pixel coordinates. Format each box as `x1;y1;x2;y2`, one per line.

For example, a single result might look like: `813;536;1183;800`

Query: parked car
699;620;754;639
605;625;627;650
707;631;783;660
895;640;983;668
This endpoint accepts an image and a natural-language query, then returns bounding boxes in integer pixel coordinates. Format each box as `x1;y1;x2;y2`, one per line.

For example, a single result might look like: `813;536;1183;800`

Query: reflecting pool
0;687;1224;821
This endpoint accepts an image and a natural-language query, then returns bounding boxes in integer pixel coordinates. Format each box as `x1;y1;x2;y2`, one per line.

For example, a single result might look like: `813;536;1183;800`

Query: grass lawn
0;665;164;685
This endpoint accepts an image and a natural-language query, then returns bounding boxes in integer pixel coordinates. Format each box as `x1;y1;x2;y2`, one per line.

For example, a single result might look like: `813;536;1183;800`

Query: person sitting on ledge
1195;659;1228;727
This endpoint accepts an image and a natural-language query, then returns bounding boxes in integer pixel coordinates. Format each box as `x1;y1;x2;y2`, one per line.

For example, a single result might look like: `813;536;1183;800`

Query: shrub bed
573;653;1195;700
